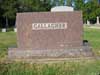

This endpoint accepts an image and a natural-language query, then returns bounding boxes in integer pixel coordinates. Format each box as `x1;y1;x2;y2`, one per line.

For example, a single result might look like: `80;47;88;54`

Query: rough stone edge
8;46;95;60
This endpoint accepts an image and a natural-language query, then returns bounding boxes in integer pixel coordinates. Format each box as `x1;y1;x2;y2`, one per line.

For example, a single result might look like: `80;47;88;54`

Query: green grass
0;28;100;75
84;28;100;55
0;32;16;60
0;31;16;48
0;60;100;75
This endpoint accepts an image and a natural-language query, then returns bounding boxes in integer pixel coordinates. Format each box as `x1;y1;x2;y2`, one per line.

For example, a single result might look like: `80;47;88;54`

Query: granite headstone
8;7;93;59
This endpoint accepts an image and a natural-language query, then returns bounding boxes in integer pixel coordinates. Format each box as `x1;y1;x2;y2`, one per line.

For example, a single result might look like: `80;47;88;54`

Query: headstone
51;6;74;12
96;16;100;25
8;11;93;59
2;28;6;32
14;28;17;32
87;20;90;25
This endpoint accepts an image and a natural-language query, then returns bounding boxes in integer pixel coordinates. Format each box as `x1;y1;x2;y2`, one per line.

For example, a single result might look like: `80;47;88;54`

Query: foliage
1;0;17;19
1;0;17;28
74;0;100;23
17;0;51;12
0;0;100;27
74;0;84;10
0;0;52;28
83;0;100;23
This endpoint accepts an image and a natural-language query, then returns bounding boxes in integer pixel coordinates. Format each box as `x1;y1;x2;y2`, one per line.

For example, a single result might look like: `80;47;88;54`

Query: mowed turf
0;32;16;60
0;60;100;75
0;31;16;48
84;27;100;55
0;28;100;75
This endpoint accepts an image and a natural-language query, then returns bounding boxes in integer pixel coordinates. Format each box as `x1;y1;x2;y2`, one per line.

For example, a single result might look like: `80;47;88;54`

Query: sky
84;0;88;3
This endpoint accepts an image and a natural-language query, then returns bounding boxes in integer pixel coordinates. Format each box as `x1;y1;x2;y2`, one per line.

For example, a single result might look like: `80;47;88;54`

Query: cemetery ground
0;27;100;75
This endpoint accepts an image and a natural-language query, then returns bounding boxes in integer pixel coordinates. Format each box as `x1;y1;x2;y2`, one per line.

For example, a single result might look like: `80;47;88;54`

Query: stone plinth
8;46;93;59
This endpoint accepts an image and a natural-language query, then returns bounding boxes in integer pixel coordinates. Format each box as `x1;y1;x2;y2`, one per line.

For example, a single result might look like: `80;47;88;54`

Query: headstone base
8;46;94;60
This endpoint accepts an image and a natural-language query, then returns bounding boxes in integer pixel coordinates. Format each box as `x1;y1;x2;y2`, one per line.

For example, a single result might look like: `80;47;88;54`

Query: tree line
0;0;100;28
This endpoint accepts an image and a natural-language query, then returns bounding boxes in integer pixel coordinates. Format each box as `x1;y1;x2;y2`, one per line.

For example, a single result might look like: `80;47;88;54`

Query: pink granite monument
8;11;93;59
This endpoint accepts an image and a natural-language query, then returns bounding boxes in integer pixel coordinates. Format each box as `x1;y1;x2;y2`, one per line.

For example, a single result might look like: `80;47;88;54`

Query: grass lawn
0;32;16;61
0;28;100;75
84;27;100;55
0;31;16;48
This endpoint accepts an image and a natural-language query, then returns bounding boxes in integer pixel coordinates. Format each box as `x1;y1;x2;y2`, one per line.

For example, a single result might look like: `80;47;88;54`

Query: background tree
1;0;17;28
17;0;51;12
74;0;84;10
66;0;72;6
0;0;3;28
83;0;100;23
0;0;52;29
0;0;100;29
